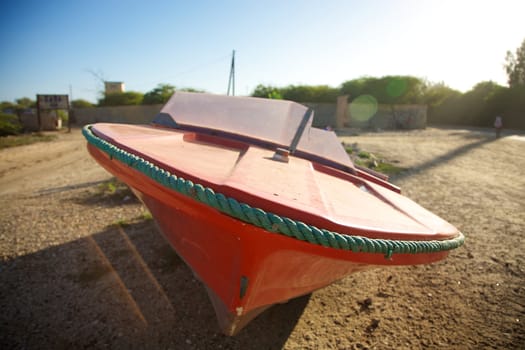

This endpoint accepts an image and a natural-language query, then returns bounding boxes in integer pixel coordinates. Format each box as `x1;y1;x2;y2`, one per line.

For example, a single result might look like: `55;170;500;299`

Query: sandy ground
0;126;524;349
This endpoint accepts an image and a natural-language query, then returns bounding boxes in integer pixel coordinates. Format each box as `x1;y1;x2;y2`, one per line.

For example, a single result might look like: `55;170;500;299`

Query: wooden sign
37;94;69;110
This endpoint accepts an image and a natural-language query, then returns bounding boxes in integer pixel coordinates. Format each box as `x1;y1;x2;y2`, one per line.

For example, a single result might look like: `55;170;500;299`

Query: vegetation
252;84;338;102
142;84;176;104
14;97;36;109
71;99;94;108
251;42;525;130
340;75;426;105
344;145;406;176
140;210;153;221
97;91;144;106
0;132;57;149
97;178;135;199
96;84;205;106
427;81;525;129
250;39;525;129
0;113;22;136
372;161;406;176
111;218;132;228
109;210;153;228
1;97;36;114
251;77;524;129
504;38;525;87
2;39;523;129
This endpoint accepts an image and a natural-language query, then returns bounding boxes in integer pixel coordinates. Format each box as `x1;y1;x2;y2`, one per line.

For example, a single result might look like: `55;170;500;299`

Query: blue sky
1;0;524;103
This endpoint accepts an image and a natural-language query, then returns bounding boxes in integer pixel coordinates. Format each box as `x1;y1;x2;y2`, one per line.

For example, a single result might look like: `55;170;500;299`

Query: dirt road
1;127;524;349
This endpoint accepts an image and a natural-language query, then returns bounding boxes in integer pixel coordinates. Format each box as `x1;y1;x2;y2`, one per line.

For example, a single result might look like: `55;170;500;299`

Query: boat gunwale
83;124;465;260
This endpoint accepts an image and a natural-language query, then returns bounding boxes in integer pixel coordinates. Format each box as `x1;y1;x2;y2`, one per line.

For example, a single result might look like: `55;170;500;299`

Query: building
104;82;125;94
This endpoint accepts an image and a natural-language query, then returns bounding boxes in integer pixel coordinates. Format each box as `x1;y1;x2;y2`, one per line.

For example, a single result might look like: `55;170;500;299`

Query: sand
1;126;523;349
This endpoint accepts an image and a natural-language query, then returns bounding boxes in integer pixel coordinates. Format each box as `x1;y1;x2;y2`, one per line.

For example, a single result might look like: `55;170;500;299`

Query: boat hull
88;143;450;334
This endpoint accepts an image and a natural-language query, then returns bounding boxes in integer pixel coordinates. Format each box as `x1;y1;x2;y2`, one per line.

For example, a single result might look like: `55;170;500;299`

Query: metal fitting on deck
272;148;290;163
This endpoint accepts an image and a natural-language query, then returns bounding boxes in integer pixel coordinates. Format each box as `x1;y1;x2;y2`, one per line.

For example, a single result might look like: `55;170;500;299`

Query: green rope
83;125;464;258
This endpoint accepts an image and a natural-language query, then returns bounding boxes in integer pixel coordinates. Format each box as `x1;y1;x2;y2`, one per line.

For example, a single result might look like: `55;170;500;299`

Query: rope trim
83;125;464;258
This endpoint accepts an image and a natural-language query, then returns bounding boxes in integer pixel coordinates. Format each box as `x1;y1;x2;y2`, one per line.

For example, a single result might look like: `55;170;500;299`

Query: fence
350;104;427;130
72;99;427;130
19;110;62;131
73;104;163;125
73;103;338;128
336;95;427;129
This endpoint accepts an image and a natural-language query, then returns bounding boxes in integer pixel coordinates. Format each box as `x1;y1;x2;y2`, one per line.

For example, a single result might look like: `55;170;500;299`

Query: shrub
98;91;144;106
0;113;22;136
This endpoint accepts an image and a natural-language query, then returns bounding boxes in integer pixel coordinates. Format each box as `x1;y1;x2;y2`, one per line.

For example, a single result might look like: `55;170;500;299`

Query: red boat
83;92;463;335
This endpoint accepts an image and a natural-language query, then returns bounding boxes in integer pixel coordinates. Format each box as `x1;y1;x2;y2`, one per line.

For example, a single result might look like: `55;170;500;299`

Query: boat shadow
0;220;310;349
65;177;140;208
391;133;498;182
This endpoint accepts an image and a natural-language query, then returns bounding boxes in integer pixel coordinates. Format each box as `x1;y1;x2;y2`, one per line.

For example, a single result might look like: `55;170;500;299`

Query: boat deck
92;123;458;241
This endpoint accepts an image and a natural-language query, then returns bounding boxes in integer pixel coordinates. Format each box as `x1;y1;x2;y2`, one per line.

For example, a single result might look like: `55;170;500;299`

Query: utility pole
227;50;235;96
68;84;73;132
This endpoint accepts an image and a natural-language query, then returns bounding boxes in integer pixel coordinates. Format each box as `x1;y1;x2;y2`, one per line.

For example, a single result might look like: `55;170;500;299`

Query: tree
15;97;36;109
340;76;426;104
267;90;283;100
142;84;176;105
485;85;525;129
423;82;462;124
423;82;461;108
71;99;94;108
426;81;507;126
178;87;205;93
98;91;144;106
0;113;22;136
0;101;17;113
251;84;283;99
1;98;35;115
339;78;368;99
251;84;337;102
458;81;503;125
505;38;525;87
281;85;338;103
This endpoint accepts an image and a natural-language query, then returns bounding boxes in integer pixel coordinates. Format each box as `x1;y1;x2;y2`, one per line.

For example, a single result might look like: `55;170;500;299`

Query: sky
0;0;524;103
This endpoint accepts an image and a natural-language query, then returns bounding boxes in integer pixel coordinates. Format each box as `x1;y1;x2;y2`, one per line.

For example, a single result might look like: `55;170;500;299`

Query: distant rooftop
104;81;125;94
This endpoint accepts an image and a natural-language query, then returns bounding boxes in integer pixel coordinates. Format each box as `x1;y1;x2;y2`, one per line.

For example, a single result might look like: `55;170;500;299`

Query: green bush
142;84;176;104
340;76;426;104
0;133;56;149
98;91;144;106
72;99;94;108
251;84;338;103
0;113;22;136
427;82;525;129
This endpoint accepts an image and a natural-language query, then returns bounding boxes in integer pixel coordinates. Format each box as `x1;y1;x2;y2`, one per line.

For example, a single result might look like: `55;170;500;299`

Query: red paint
87;123;460;334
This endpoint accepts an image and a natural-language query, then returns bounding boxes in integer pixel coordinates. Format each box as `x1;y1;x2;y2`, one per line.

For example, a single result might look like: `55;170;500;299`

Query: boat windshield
153;92;355;172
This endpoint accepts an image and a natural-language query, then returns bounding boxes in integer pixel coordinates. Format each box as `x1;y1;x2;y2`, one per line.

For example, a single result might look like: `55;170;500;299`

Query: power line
132;53;232;91
227;50;235;96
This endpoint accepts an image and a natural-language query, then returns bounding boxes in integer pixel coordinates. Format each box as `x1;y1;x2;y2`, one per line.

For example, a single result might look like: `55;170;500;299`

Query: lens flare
386;78;407;98
349;95;378;121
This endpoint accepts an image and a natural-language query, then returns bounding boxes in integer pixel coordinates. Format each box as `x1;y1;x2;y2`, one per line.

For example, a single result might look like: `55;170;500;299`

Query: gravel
1;127;524;349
